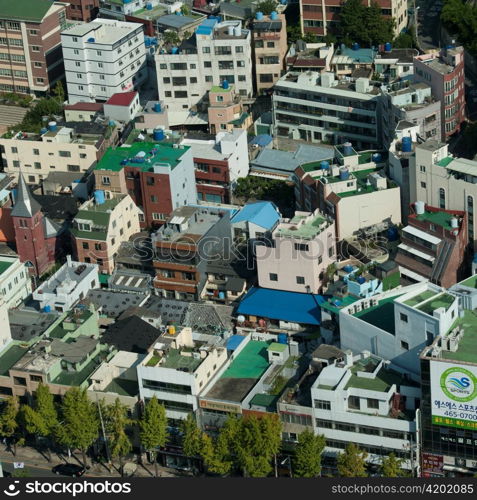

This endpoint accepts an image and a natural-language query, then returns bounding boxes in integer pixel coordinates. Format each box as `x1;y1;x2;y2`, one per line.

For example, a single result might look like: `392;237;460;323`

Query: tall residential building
181;129;249;204
0;0;67;95
207;84;252;135
93;142;197;229
411;141;477;249
71;193;141;274
252;11;287;95
155;18;252;126
61;19;147;104
272;72;389;150
0;255;32;308
413;47;465;141
300;0;407;37
255;209;336;294
396;203;468;288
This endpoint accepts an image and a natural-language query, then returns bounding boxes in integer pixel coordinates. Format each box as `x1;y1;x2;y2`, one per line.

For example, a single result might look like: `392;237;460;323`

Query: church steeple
11;173;42;218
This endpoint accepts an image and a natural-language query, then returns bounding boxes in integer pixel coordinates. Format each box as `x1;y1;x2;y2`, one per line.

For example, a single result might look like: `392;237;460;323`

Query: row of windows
280;412;312;426
142;379;192;395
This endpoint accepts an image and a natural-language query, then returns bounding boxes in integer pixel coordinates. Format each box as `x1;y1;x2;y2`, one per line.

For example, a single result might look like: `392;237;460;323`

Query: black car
52;463;85;477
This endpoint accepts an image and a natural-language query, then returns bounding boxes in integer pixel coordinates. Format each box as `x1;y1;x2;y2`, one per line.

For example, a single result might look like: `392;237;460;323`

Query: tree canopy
256;0;278;15
380;452;404;477
337;443;368;477
293;430;326;477
441;0;477;56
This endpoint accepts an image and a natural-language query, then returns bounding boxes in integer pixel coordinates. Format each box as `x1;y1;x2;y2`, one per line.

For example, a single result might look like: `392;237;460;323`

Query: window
150;195;158;202
367;398;379;409
36;77;44;84
348;396;360;409
73;49;79;55
315;419;333;428
358;425;380;435
152;213;167;221
296;276;305;284
102;176;111;185
29;29;38;36
190;77;197;83
163;77;171;84
170;63;187;70
266;41;275;48
172;77;187;86
31;45;40;52
97;50;102;56
204;61;212;68
94;243;101;251
314;399;331;410
294;243;309;252
259;74;273;83
165;91;172;97
82;242;89;249
216;95;224;102
11;147;17;154
420;165;426;172
205;76;212;82
269;273;278;281
159;63;167;70
238;75;246;82
67;165;80;172
174;91;187;98
421;181;426;188
96;258;103;266
34;162;41;169
202;47;211;54
401;340;409;350
439;188;446;209
235;46;244;53
400;313;408;323
59;151;71;158
335;422;356;432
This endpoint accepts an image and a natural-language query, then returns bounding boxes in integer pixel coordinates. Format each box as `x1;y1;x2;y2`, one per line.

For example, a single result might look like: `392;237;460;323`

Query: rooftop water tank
343;141;353;156
451;217;459;228
401;136;412;152
277;333;287;344
387;226;399;241
343;265;353;273
108;120;115;126
234;25;241;37
40;127;48;135
87;37;95;43
270;10;278;20
339;167;350;181
357;276;366;285
352;42;360;51
48;121;57;132
222;79;229;89
146;2;153;9
43;305;51;313
94;189;105;205
218;291;225;299
171;47;179;54
320;160;330;170
372;153;382;163
153;128;165;141
154;102;162;112
255;11;264;20
384;42;392;52
415;200;425;215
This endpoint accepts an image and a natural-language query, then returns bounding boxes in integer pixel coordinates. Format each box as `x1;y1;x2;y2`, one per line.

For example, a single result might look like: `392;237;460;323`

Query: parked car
52;463;85;477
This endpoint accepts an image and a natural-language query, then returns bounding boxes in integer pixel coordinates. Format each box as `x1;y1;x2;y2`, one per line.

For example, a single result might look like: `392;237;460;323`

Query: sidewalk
0;445;181;478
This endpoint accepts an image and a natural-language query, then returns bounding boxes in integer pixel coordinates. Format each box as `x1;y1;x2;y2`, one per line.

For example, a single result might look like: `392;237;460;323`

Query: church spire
11;172;42;218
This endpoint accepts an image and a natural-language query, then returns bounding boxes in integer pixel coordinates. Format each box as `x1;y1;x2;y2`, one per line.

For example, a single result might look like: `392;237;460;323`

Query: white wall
0;257;31;309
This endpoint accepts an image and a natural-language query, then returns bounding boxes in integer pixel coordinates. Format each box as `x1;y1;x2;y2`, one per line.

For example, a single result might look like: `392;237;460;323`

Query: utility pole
95;388;111;472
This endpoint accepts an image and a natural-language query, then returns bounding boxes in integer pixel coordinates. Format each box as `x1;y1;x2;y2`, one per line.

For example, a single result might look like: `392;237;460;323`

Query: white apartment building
311;351;420;471
138;327;228;421
61;19;147;104
0;255;31;309
156;18;252;126
0;298;12;350
0;124;105;184
411;140;477;248
273;72;391;150
339;282;459;376
32;256;100;312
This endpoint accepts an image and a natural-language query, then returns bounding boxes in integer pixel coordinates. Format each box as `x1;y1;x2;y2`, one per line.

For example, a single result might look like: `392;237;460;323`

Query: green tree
105;398;132;475
234;414;282;477
303;32;318;43
163;30;181;46
201;432;233;476
441;0;477;55
256;0;277;15
0;396;19;456
180;4;190;15
52;81;65;104
181;413;202;458
21;383;58;461
380;452;404;477
139;396;168;477
286;24;302;44
293;430;326;477
56;388;99;467
393;31;415;49
337;443;368;477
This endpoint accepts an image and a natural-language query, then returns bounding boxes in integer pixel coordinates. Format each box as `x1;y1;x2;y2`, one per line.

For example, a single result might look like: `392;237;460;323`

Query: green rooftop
345;361;408;392
161;349;202;372
338;168;386;198
0;260;13;276
211;85;233;93
220;341;269;379
353;295;401;335
0;344;28;377
132;4;168;19
268;342;286;353
320;295;359;314
249;393;279;410
442;310;477;363
103;378;139;397
459;275;477;289
0;0;54;22
436;156;454;167
416;293;455;315
51;354;104;387
276;214;327;239
95;143;190;173
415;210;456;231
230;112;250;126
72;197;124;241
403;289;438;307
48;310;95;340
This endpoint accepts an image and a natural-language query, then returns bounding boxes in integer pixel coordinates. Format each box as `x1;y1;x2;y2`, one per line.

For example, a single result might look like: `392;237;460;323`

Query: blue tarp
250;134;273;147
236;287;324;325
226;334;246;351
231;201;280;230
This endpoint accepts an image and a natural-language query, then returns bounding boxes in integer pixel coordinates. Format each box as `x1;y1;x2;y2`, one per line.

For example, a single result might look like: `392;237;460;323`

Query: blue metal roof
250;134;273;147
341;47;377;64
236;287;324;325
196;18;217;35
226;334;246;351
231;201;280;230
